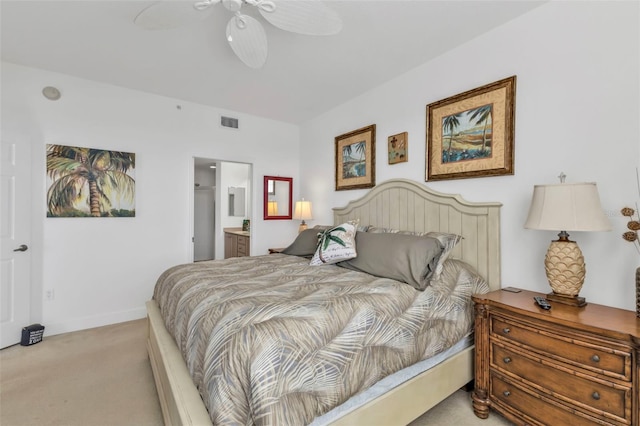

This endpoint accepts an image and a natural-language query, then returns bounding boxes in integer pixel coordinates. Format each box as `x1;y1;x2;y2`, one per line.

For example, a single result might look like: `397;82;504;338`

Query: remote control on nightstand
533;296;551;310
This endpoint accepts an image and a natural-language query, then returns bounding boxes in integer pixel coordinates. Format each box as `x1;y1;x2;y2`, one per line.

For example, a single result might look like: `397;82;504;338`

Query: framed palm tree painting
426;76;516;181
46;144;136;217
335;124;376;191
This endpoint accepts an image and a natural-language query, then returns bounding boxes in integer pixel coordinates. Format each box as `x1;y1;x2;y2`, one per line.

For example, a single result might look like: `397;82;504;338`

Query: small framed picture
388;132;408;164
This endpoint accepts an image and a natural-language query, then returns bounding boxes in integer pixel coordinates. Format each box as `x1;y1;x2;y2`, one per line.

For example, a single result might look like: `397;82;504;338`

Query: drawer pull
502;327;510;334
591;355;600;363
503;391;511;397
503;357;512;364
592;392;600;400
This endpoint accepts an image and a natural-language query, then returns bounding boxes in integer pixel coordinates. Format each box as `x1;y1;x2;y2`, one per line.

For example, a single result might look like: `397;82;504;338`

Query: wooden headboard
333;179;502;291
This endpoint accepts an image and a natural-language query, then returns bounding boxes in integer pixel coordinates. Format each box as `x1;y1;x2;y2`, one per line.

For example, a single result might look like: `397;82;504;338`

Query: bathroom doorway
194;158;217;261
192;157;252;262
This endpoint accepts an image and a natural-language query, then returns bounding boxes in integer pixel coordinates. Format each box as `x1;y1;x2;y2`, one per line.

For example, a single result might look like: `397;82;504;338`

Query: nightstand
268;247;285;254
472;288;640;426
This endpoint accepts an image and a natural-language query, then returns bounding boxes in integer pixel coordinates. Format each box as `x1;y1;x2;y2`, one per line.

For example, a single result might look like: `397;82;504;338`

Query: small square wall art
388;132;408;164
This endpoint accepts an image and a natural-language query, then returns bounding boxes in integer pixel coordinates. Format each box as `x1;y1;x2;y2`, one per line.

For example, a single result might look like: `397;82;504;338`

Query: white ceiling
1;0;544;124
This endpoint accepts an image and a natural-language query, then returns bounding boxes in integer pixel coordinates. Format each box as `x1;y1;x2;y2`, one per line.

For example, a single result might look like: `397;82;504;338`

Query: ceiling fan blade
257;0;342;36
134;1;213;30
226;14;268;69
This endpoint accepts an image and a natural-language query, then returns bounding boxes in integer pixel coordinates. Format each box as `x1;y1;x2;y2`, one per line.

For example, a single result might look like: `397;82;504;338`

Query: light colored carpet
0;319;513;426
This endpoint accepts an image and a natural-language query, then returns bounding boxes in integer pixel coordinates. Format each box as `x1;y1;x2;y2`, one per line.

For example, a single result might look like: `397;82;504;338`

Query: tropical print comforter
153;254;488;425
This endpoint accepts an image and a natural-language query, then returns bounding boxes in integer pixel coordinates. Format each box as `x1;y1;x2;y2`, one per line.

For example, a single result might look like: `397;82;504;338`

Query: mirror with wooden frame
263;176;292;220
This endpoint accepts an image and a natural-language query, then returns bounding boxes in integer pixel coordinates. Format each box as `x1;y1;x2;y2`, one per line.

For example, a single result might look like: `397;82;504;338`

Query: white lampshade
293;200;313;221
524;182;611;232
267;201;278;216
293;199;313;233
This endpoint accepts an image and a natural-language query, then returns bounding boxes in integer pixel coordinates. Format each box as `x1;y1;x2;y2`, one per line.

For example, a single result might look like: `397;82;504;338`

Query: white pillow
310;223;357;265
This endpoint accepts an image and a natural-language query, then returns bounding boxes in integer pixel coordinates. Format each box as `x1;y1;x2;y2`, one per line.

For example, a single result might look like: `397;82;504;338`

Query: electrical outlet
45;289;55;301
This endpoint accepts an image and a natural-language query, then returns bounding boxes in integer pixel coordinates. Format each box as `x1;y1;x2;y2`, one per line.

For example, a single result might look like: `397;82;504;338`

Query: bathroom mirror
263;176;292;220
228;186;246;217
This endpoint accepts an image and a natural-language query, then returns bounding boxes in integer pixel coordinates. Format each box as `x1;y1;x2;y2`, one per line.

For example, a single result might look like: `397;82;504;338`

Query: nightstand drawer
492;344;630;422
491;374;603;426
491;315;631;380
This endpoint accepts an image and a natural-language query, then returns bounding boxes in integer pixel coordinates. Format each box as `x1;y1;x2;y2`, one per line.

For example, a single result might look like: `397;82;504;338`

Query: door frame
188;157;254;262
193;158;217;261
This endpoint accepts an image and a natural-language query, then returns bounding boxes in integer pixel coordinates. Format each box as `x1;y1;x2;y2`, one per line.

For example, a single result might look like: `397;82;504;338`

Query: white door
1;137;31;348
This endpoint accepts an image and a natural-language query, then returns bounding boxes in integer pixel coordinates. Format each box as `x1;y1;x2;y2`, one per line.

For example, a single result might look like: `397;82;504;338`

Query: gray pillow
281;228;322;257
366;227;462;280
338;232;444;291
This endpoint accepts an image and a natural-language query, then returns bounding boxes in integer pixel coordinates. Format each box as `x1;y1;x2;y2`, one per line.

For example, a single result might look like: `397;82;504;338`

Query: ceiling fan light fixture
222;0;243;13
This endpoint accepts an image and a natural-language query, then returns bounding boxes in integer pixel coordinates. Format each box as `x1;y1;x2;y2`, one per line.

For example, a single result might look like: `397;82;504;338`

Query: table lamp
267;200;278;216
524;179;611;306
293;199;313;233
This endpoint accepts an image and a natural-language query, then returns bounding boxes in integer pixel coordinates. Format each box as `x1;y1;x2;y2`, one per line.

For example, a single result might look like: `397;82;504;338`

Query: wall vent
220;116;239;129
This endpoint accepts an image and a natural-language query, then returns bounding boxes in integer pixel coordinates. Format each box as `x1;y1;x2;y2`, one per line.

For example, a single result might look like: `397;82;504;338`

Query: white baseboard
43;306;147;337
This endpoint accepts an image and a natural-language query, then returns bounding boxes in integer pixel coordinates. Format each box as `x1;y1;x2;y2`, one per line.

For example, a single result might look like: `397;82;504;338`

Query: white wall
1;62;301;335
299;1;640;311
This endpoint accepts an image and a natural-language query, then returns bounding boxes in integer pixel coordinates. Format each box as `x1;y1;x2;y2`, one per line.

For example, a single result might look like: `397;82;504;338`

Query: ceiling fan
134;0;342;69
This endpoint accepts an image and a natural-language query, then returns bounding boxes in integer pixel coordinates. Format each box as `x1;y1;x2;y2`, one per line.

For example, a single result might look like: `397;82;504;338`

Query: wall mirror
228;186;246;217
263;176;292;220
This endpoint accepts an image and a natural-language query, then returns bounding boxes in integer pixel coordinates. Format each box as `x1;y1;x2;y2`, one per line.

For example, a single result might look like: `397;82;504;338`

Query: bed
146;178;502;425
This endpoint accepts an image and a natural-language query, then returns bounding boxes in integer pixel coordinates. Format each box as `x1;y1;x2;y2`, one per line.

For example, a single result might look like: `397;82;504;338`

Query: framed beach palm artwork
426;76;516;181
335;124;376;191
46;144;136;217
